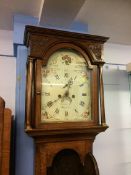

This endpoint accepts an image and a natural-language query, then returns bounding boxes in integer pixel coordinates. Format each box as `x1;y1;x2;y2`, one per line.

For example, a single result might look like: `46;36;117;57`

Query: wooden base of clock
35;139;98;175
26;126;108;175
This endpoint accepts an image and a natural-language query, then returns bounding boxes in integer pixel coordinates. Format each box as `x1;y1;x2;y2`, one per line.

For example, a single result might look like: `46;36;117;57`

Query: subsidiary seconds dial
41;48;92;123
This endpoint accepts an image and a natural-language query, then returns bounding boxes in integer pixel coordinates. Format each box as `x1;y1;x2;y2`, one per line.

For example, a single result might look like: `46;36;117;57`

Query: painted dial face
41;49;91;122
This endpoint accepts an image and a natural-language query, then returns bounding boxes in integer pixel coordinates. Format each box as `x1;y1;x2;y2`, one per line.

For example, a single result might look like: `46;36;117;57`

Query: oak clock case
24;26;109;175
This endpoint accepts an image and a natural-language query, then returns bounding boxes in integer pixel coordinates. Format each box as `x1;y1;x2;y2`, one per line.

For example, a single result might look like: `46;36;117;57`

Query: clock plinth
24;25;109;175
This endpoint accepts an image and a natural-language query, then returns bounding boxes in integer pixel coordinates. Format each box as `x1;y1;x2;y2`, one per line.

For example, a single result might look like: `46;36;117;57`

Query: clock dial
41;49;91;122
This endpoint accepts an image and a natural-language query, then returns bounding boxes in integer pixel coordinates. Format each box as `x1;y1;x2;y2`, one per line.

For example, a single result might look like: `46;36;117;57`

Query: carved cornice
24;25;109;47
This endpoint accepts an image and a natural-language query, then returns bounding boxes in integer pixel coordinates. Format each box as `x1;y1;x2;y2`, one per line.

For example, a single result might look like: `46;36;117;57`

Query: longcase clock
24;25;109;175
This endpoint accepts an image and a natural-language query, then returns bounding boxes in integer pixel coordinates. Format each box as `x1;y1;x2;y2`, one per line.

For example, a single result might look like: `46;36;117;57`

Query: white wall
0;56;16;114
93;43;131;175
0;29;16;114
0;30;13;55
104;43;131;64
94;67;131;175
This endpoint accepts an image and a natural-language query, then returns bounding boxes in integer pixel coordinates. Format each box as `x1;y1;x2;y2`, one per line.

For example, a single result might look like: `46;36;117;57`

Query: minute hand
63;78;73;89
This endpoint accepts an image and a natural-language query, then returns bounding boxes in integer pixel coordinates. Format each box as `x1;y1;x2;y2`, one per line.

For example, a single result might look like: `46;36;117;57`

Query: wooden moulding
25;125;108;139
24;25;109;62
24;25;109;47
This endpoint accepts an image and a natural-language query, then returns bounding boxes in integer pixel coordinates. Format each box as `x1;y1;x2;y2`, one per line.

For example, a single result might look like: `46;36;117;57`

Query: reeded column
25;57;34;130
99;65;106;126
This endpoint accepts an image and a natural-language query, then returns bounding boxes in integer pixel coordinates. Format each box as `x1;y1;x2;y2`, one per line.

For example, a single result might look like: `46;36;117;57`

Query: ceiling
0;0;131;45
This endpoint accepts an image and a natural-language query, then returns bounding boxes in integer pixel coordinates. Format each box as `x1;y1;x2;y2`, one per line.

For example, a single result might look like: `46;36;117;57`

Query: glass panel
41;49;91;122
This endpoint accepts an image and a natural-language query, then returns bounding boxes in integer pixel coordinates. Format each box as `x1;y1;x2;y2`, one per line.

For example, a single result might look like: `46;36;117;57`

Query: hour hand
46;97;60;108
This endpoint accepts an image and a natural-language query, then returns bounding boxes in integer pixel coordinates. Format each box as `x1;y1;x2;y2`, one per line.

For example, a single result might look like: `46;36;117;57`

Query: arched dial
41;49;92;122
